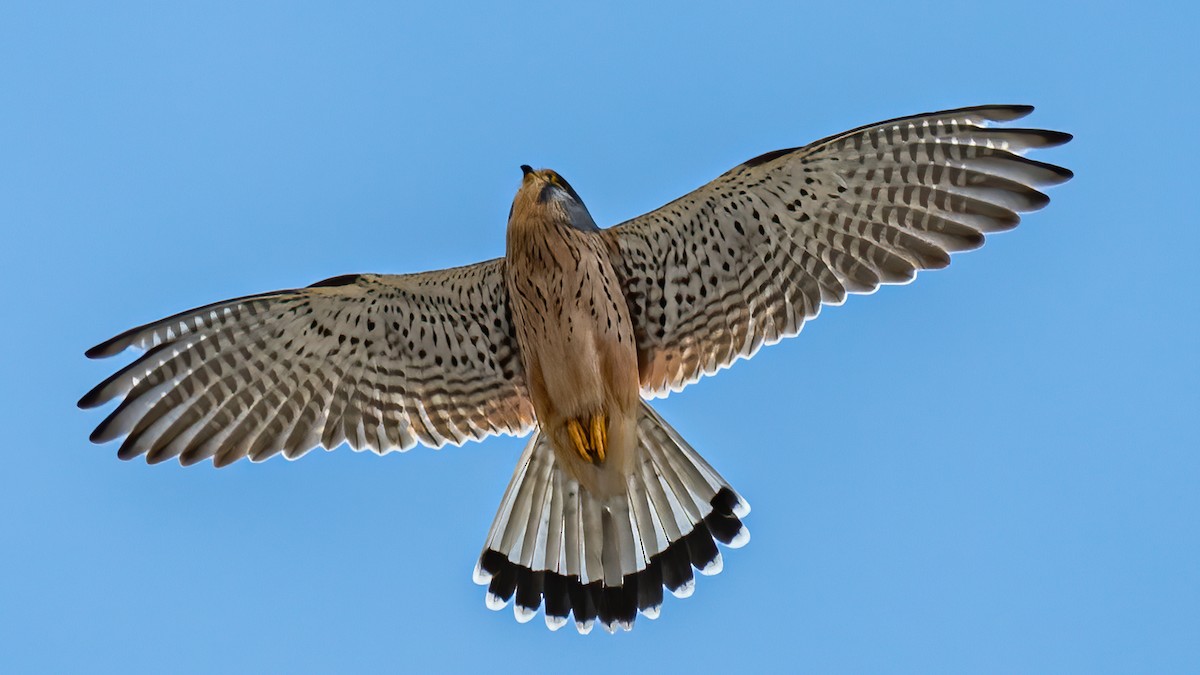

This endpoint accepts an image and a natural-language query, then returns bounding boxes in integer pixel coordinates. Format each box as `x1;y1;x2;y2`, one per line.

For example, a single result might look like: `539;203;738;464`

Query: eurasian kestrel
81;105;1072;633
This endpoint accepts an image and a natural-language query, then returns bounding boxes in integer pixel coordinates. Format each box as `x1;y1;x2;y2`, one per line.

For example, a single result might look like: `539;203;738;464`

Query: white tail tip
514;604;536;624
485;592;508;611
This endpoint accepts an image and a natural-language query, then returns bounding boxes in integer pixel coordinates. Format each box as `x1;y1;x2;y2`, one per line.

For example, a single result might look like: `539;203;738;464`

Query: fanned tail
473;401;749;633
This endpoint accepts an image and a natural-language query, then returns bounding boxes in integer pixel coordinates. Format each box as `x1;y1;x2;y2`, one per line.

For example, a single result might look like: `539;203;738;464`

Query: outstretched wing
80;260;536;467
603;105;1072;397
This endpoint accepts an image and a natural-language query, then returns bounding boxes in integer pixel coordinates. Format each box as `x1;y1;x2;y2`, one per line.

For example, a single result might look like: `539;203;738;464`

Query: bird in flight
80;105;1071;634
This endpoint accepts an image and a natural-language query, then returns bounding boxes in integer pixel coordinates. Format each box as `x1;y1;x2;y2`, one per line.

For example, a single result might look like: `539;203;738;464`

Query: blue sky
2;1;1196;672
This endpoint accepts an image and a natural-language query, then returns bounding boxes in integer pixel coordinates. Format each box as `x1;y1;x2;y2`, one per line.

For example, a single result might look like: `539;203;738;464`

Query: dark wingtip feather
145;446;177;465
115;435;146;460
85;337;125;360
741;147;798;169
78;387;103;410
83;287;295;360
178;448;212;467
1039;130;1072;147
1027;158;1074;185
89;405;127;444
80;343;171;409
977;104;1034;121
1025;189;1052;212
307;273;362;289
983;127;1073;149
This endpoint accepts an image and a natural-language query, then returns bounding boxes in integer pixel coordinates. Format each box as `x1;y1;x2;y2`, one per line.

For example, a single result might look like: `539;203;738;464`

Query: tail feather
474;401;749;633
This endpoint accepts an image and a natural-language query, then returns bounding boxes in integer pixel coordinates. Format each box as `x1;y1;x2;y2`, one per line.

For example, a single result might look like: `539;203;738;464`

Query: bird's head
508;165;598;232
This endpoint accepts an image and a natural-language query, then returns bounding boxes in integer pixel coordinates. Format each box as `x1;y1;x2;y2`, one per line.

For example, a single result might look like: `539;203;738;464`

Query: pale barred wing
80;260;536;467
604;105;1072;396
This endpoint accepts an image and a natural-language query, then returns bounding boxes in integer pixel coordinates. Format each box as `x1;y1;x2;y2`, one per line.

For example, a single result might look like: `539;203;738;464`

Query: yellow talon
566;415;607;465
567;419;590;463
589;414;607;463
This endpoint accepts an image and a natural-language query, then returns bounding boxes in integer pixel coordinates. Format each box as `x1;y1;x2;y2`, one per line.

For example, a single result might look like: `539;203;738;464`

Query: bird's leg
589;413;607;464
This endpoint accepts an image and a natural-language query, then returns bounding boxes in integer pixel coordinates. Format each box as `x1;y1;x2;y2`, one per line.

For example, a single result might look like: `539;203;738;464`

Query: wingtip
1047;130;1073;146
955;103;1034;122
78;376;114;409
89;412;124;444
77;391;97;410
990;103;1034;120
84;342;115;359
307;273;363;289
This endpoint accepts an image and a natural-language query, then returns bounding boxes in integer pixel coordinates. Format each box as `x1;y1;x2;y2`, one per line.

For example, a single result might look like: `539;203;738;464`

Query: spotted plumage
80;263;535;464
81;104;1071;633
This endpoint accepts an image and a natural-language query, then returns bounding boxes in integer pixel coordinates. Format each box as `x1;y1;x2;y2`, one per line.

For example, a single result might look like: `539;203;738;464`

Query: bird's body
505;168;640;497
80;104;1073;633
